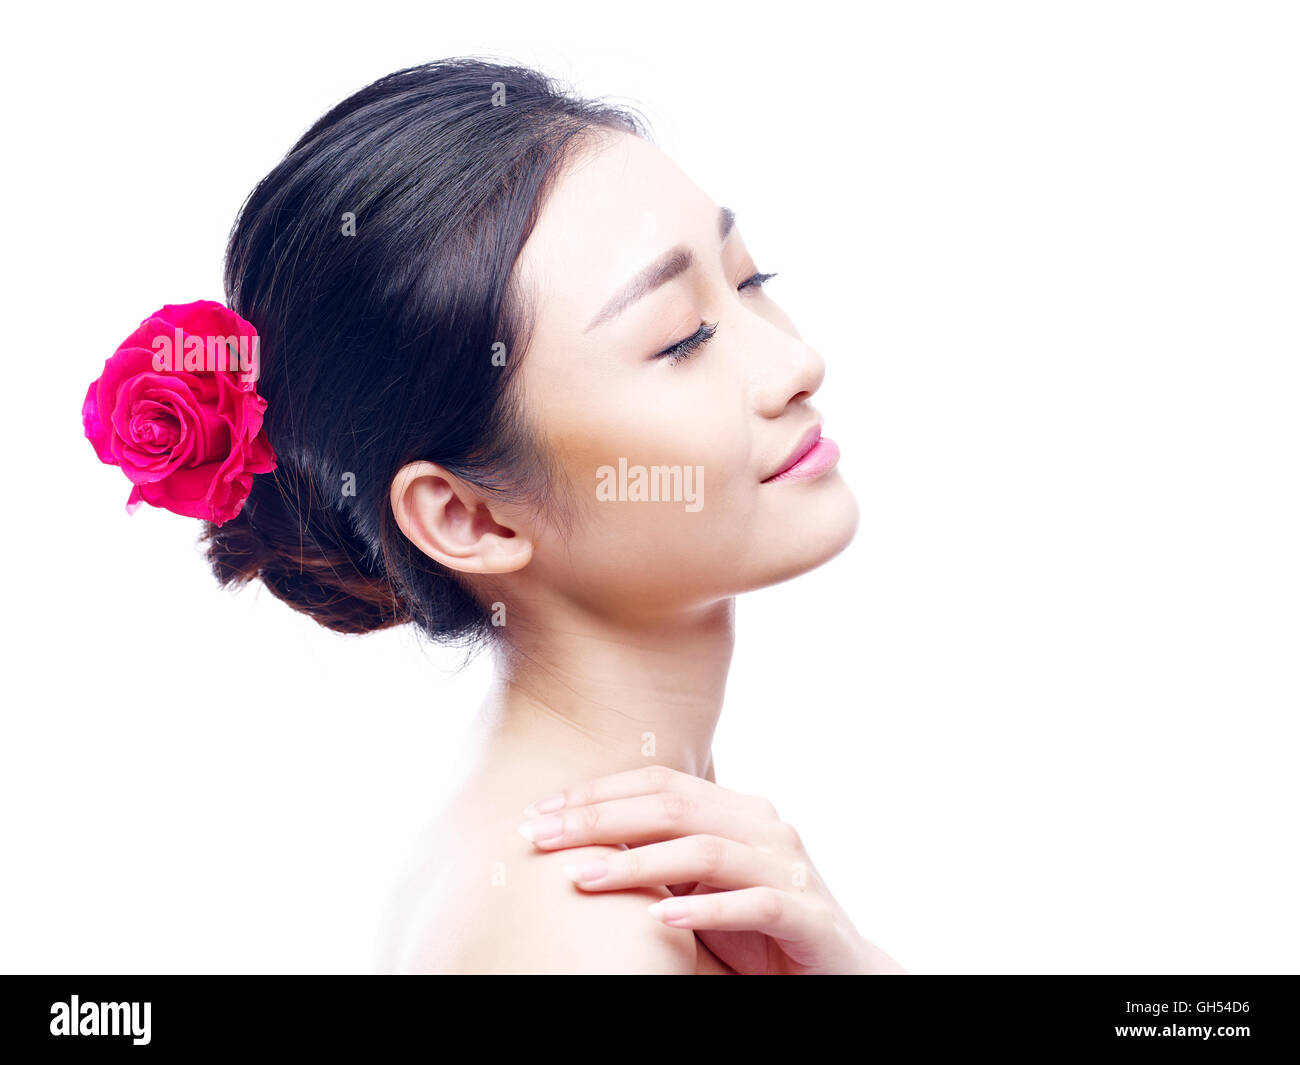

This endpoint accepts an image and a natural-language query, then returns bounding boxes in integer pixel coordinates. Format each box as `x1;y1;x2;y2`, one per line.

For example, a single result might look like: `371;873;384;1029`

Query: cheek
546;364;752;508
530;382;760;605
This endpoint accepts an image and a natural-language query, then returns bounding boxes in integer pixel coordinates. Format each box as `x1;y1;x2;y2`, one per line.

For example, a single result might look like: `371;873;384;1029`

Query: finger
522;764;766;820
517;791;773;851
562;835;783;892
646;886;825;943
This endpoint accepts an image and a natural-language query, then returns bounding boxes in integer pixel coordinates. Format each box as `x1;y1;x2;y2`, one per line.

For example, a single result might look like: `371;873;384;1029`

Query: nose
754;336;826;419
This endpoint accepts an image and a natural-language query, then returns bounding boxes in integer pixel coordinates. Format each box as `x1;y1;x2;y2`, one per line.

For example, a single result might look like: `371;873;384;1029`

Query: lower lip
765;437;841;483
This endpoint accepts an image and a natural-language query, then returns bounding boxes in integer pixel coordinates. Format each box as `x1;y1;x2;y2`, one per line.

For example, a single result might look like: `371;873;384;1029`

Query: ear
389;461;534;574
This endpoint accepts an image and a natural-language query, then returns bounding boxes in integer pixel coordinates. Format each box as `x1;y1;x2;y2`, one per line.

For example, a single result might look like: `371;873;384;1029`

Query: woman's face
508;130;858;618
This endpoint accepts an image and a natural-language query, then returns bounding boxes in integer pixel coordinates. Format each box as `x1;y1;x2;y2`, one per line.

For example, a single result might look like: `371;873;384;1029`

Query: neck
469;598;735;784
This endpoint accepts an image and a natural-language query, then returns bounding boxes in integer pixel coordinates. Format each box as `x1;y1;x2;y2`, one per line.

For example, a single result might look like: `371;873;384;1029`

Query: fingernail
517;815;563;843
564;858;608;883
523;793;566;819
647;899;690;923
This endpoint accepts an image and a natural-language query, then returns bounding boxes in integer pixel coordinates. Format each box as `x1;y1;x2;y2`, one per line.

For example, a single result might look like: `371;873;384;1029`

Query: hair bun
201;462;411;635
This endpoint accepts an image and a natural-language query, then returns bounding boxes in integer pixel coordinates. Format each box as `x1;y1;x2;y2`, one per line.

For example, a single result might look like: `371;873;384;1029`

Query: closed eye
653;270;780;365
654;321;717;364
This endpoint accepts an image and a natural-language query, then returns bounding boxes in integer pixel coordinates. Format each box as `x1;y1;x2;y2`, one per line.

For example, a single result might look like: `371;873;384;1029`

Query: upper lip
762;422;823;482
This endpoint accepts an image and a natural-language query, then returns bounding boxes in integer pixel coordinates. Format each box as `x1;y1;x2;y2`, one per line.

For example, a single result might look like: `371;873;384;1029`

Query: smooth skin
373;129;905;974
519;765;908;975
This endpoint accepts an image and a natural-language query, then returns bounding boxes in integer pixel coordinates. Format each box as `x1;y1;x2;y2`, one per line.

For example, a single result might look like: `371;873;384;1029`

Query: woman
87;57;907;974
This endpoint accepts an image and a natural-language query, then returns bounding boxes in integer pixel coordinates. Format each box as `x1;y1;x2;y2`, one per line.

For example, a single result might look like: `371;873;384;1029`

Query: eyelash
655;271;779;364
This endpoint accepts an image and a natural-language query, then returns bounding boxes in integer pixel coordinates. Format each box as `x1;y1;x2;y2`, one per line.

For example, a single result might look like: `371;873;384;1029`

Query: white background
2;0;1296;974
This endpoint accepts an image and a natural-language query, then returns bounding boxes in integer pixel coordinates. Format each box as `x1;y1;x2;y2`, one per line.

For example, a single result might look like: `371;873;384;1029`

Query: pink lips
762;426;841;484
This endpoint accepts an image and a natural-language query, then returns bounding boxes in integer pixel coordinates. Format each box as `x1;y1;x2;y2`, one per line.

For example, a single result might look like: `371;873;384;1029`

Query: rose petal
87;300;274;524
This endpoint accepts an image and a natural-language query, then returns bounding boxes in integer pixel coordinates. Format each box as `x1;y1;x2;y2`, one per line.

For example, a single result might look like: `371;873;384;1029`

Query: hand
518;765;907;975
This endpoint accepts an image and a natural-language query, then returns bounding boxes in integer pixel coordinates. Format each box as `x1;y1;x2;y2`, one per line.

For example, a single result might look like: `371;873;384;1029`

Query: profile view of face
502;130;860;619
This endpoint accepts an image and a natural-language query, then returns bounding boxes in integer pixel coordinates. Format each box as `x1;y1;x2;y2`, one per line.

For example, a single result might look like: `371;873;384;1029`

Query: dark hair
201;57;647;649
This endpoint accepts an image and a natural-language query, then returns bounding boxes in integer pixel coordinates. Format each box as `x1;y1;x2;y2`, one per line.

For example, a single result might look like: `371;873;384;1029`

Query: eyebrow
584;206;737;333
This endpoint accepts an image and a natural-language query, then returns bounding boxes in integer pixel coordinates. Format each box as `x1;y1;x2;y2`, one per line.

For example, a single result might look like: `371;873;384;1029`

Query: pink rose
82;300;277;525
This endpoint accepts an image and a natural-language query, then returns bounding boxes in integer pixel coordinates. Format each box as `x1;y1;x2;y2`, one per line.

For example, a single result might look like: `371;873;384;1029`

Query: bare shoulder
374;797;698;975
454;842;698;974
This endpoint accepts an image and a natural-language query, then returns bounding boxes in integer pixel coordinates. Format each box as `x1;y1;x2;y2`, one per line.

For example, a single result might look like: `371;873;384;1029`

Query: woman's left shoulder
373;801;697;973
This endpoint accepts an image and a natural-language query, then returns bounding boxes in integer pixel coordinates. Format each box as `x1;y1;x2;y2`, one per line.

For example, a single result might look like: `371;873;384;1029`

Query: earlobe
390;461;533;574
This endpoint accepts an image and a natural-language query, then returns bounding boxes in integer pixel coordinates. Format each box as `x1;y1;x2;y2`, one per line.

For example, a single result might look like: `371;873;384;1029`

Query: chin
801;472;860;568
741;471;861;592
823;473;861;556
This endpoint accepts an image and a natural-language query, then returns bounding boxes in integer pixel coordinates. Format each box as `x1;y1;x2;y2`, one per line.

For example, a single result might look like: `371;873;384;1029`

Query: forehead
514;131;717;336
